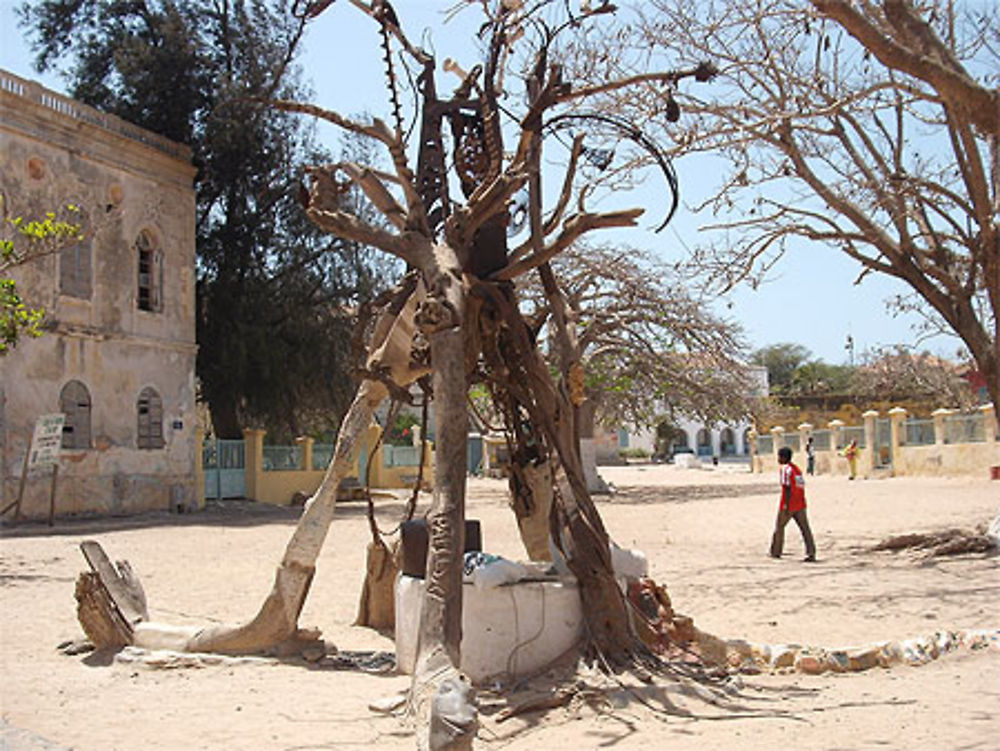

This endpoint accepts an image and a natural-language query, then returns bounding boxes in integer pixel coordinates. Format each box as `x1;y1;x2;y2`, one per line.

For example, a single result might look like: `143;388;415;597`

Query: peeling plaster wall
1;71;198;518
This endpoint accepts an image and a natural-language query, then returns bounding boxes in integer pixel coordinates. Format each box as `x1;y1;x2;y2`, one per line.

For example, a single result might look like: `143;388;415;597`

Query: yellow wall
752;405;999;479
239;426;434;506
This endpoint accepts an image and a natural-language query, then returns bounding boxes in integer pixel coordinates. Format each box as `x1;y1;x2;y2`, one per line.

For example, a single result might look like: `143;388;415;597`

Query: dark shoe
803;555;817;563
769;553;781;559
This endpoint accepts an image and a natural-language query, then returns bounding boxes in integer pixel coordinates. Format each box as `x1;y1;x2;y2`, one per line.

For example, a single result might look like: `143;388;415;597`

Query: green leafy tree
787;360;854;396
0;194;81;354
20;0;392;438
751;343;812;393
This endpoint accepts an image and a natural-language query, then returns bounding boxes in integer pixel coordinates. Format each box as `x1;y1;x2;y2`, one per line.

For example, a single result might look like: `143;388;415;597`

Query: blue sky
1;0;963;365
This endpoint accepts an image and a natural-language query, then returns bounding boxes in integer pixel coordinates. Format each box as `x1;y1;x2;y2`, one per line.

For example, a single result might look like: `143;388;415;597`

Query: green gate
203;439;246;499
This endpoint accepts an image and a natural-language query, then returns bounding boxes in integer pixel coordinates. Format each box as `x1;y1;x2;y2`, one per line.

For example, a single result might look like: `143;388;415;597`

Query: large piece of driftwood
354;538;400;631
872;527;995;557
91;292;431;655
74;541;149;649
140;376;389;654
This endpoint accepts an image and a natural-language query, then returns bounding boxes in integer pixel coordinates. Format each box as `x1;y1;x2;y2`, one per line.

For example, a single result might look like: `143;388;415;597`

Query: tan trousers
770;508;816;559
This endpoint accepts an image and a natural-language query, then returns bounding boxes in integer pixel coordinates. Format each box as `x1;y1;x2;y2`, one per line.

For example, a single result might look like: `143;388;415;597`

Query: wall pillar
980;403;997;444
828;419;844;476
828;419;844;447
770;426;784;463
243;428;266;502
748;428;759;473
888;406;907;449
797;422;813;472
932;408;952;446
296;435;314;472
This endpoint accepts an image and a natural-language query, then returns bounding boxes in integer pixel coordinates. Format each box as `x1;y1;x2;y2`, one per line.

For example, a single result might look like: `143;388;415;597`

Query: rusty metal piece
414;64;451;236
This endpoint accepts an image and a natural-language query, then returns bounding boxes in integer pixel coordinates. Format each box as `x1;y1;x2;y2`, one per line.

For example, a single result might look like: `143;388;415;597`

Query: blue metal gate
203;439;246;499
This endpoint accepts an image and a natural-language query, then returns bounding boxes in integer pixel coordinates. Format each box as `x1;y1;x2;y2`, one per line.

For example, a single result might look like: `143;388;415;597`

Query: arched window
59;380;91;449
696;427;712;456
137;387;165;449
135;230;163;312
59;208;92;300
60;236;92;299
720;427;736;456
59;207;93;300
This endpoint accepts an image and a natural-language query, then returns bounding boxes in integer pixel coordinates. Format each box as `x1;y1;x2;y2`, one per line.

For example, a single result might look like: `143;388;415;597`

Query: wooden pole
2;429;34;523
47;464;59;526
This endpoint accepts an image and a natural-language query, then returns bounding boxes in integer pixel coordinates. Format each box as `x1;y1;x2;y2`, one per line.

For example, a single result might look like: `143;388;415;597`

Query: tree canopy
0;194;82;355
20;0;393;439
568;0;999;417
520;242;751;431
751;342;813;392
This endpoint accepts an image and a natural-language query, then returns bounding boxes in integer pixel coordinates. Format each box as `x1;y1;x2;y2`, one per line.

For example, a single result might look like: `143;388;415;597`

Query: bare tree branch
493;208;644;281
811;0;1000;135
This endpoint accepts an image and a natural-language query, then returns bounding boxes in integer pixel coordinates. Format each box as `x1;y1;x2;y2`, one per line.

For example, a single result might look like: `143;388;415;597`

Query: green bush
619;447;650;459
385;413;420;446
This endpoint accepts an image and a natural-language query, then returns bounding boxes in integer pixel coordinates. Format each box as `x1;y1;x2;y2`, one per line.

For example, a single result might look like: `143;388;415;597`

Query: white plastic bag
462;551;529;588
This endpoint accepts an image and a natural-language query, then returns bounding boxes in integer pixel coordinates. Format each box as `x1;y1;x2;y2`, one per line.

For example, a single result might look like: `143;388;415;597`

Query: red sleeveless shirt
779;462;806;512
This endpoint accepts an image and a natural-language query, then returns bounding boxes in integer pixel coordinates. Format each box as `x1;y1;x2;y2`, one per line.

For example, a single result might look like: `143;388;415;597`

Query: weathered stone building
1;70;198;518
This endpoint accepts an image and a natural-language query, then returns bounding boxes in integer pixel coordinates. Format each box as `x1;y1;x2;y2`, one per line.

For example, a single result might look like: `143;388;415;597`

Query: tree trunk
206;392;242;440
354;538;400;631
493;299;638;663
977;348;999;426
579;437;611;494
411;251;477;751
550;432;634;660
132;378;388;653
415;322;468;670
508;458;554;561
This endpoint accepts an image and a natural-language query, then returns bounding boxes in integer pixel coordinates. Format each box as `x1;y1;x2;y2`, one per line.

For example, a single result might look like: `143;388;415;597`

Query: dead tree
81;2;714;746
262;0;713;671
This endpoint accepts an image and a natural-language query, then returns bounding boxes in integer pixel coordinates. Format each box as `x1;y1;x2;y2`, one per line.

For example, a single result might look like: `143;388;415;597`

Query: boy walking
770;446;817;562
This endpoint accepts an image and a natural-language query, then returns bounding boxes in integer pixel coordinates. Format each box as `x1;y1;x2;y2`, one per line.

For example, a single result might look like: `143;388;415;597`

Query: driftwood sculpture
75;2;715;748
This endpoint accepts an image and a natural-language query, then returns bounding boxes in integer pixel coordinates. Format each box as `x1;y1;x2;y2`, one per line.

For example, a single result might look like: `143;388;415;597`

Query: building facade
1;71;198;517
596;365;770;463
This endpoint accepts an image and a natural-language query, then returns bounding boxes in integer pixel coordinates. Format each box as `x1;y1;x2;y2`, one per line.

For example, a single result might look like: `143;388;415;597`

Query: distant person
842;439;859;480
770;446;817;562
805;436;816;475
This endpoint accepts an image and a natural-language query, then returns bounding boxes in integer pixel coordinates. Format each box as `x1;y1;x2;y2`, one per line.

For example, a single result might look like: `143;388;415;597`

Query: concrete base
395;574;583;685
674;453;701;469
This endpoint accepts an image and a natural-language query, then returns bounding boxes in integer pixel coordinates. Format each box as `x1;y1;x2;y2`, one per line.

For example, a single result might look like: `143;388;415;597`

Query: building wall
1;71;198;518
623;416;754;460
752;406;999;479
600;365;768;463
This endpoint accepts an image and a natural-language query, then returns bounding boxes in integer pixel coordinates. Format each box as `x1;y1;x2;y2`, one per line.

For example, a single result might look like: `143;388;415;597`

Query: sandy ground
1;464;998;751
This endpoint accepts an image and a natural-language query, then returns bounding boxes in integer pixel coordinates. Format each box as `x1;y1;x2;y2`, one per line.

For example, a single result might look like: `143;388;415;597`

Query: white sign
29;413;65;470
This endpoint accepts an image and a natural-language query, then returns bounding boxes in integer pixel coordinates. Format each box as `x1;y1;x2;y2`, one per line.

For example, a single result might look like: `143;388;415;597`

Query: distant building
594;365;769;463
1;71;198;517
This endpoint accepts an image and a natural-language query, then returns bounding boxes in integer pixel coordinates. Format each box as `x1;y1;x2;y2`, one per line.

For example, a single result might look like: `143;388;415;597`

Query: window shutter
154;250;164;311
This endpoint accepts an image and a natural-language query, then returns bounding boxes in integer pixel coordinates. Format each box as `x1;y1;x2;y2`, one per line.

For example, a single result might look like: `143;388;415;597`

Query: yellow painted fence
232;427;433;506
750;404;999;479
